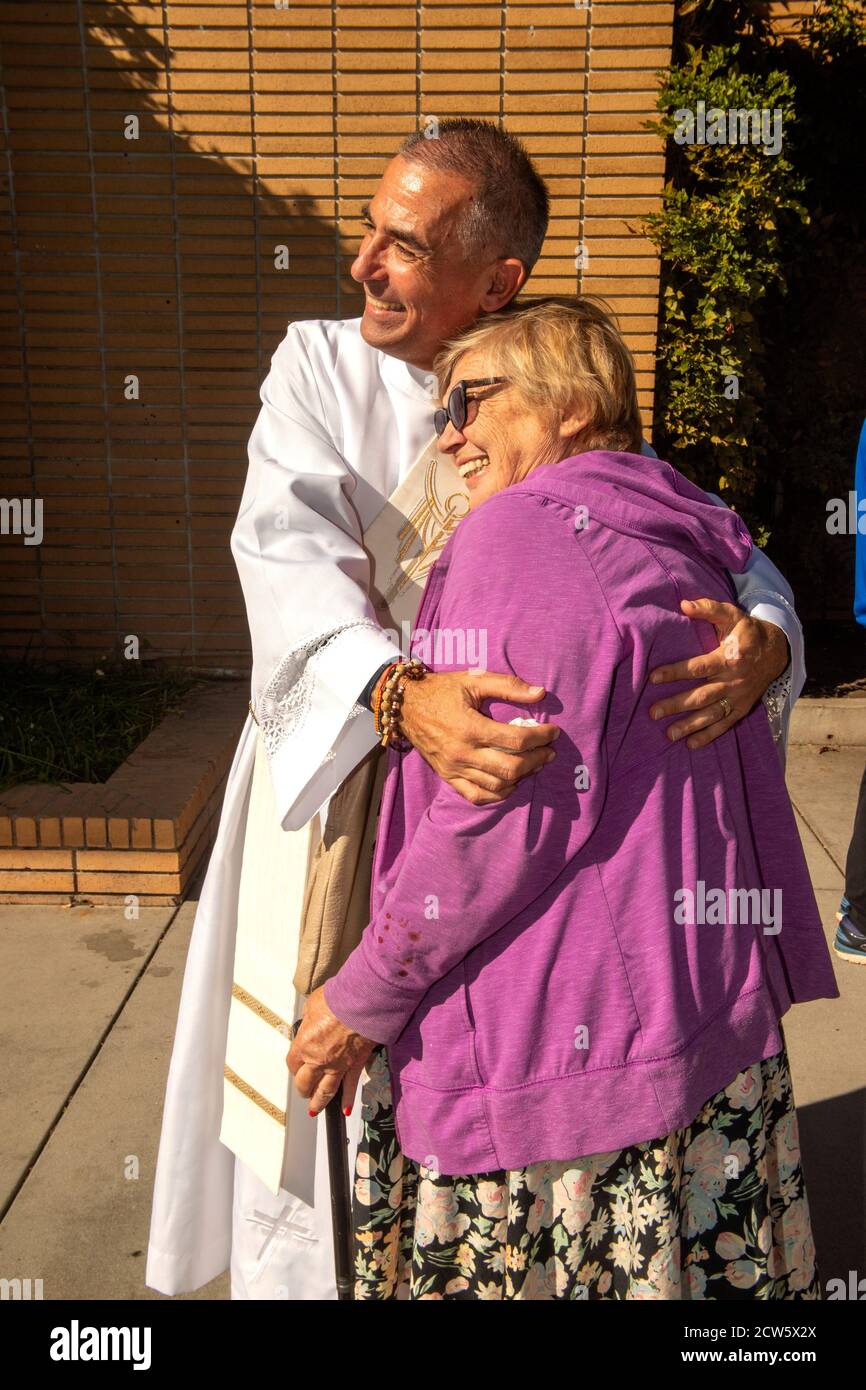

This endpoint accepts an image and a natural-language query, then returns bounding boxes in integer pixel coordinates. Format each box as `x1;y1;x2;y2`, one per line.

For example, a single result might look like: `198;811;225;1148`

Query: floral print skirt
352;1032;820;1300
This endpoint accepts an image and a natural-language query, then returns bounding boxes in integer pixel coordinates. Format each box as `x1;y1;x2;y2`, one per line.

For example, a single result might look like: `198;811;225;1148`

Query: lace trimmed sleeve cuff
255;617;406;830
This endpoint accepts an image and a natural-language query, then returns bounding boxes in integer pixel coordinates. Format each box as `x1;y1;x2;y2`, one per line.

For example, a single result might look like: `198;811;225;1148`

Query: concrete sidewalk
0;744;863;1301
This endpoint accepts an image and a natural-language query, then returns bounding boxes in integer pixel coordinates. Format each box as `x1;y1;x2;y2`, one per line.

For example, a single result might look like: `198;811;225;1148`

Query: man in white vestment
146;120;803;1301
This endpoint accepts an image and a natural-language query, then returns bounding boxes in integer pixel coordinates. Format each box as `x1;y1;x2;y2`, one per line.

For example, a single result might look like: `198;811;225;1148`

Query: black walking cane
291;1018;355;1301
325;1087;355;1301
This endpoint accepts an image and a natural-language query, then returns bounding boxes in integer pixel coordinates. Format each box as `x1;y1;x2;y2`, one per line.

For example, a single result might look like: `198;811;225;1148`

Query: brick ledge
0;681;249;904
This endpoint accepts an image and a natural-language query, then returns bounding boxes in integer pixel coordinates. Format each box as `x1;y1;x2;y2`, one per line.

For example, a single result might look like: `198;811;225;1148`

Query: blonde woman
318;299;838;1300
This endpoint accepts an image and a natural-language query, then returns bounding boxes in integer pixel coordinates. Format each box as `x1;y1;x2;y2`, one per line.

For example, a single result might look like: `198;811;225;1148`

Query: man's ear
478;257;527;312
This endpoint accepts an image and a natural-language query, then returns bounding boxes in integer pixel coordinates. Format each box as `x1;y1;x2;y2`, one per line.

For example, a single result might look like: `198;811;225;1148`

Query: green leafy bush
644;44;805;529
644;0;866;600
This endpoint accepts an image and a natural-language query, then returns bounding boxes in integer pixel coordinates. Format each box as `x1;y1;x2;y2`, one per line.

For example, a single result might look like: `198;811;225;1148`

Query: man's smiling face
350;155;526;371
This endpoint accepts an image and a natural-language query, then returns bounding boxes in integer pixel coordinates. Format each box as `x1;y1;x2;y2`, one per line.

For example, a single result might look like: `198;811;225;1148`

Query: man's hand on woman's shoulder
647;597;790;750
400;670;561;805
400;597;789;795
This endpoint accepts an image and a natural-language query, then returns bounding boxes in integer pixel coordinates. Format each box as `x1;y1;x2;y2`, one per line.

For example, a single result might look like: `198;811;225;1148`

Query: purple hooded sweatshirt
324;451;838;1175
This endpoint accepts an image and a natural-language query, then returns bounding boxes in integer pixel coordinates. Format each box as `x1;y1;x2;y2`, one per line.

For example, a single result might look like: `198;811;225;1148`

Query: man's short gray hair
396;118;550;277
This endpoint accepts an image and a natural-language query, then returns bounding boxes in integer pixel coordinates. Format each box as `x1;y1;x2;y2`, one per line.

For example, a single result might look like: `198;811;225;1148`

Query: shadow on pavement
799;1087;866;1291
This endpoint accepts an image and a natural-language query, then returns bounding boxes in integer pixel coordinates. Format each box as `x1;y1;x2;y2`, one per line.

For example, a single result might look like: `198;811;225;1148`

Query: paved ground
0;742;863;1301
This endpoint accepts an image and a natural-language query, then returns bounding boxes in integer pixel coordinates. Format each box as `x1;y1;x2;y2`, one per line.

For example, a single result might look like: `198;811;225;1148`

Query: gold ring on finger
718;696;732;720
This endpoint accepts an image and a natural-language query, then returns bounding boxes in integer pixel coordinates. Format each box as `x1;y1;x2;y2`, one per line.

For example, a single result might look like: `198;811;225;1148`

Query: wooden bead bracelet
372;657;429;748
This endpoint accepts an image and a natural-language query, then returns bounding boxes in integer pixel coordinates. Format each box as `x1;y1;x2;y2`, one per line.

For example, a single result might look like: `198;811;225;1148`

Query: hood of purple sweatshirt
514;448;753;577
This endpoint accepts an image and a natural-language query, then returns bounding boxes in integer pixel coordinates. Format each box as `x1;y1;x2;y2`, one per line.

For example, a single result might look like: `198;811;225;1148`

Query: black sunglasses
433;377;508;437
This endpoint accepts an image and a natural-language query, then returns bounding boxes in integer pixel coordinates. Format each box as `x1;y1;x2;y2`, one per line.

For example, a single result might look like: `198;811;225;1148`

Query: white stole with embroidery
219;438;469;1195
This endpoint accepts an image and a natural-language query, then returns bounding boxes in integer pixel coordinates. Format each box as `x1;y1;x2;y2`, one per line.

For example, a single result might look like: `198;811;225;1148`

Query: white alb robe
145;316;806;1300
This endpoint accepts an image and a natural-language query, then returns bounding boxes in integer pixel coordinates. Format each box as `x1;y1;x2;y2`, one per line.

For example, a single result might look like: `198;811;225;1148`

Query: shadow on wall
4;4;367;668
90;2;367;349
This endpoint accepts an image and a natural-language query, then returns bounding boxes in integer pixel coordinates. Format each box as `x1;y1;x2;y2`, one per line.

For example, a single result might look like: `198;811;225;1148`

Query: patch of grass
0;661;200;793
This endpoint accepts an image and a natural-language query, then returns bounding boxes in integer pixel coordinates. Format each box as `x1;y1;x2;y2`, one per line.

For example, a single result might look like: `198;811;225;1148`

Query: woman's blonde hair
432;295;643;455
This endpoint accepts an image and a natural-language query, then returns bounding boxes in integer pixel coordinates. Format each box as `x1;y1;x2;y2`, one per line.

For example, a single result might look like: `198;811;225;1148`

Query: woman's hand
648;598;790;749
287;986;377;1116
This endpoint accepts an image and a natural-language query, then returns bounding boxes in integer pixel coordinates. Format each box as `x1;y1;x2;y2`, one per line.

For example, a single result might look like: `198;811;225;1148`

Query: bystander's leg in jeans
835;763;866;964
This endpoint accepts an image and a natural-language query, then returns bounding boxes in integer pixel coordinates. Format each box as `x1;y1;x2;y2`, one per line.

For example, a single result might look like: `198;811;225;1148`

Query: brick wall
766;1;820;38
1;0;676;670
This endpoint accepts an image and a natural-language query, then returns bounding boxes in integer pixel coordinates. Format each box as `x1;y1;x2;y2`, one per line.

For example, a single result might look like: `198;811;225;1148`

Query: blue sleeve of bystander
855;418;866;631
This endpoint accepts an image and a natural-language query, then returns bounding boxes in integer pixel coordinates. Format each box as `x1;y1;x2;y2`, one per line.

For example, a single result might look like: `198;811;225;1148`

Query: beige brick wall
766;1;820;38
1;0;675;669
